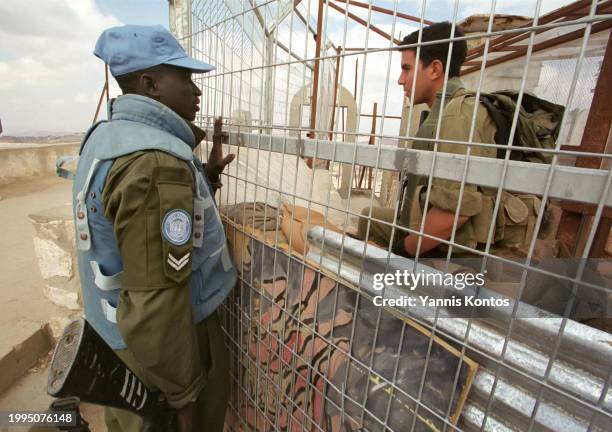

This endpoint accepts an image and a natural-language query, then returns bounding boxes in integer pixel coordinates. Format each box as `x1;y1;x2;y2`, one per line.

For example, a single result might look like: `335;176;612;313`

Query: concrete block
32;237;73;279
44;277;81;311
48;315;78;342
29;205;81;311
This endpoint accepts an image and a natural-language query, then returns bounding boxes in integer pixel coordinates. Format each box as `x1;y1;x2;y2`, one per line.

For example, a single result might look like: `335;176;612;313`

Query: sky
0;0;572;136
272;0;571;138
0;0;168;136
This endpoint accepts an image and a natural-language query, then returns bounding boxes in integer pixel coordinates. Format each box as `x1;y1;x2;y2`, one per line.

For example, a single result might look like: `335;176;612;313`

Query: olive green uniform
358;78;543;255
358;78;497;254
101;149;229;431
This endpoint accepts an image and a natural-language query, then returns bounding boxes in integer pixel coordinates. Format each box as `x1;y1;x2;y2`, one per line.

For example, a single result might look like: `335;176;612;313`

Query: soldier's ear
139;72;161;98
429;59;444;81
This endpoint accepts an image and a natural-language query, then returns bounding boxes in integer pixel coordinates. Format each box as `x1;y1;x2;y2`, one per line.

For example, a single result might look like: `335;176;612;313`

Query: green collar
428;77;465;121
413;77;465;148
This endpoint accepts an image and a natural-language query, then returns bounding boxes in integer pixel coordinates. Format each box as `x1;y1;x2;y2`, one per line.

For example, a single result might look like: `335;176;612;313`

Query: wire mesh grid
173;0;612;430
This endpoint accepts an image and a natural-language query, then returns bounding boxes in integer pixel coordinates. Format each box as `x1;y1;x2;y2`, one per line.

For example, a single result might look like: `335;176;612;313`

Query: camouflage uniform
357;78;540;256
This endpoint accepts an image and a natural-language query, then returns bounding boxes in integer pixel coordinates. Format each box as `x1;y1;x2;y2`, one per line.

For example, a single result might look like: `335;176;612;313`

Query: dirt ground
0;176;106;431
0;176;71;357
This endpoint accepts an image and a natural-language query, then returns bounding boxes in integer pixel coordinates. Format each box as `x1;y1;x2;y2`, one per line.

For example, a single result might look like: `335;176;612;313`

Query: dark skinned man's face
149;64;202;121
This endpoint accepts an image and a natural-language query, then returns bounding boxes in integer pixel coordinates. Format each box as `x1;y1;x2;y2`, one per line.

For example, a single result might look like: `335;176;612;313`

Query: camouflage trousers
356;206;405;253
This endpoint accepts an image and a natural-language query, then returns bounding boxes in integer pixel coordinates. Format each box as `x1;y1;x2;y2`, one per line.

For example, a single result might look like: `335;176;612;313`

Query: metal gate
168;1;612;430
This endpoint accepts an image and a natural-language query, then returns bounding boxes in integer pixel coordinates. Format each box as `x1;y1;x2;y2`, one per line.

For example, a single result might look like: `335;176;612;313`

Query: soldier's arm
103;151;205;409
403;207;468;256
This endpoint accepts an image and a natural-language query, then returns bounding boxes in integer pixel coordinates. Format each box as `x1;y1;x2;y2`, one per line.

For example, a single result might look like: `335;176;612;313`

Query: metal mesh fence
171;0;612;430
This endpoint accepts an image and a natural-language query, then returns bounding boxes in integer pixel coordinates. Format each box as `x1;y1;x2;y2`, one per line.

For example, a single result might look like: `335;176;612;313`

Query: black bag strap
479;94;523;161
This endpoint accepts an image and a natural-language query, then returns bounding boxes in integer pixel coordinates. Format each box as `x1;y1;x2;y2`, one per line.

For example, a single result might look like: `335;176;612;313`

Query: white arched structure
289;84;358;192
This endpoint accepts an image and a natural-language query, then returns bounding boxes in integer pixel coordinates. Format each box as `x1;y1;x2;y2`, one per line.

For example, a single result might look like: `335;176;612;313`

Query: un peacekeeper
357;22;536;258
72;25;237;431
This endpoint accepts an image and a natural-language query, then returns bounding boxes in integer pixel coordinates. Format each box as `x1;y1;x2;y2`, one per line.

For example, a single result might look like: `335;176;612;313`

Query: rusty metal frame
307;0;325;145
557;29;612;257
327;1;401;45
354;57;358;98
461;0;612;74
357;102;377;189
461;20;612;74
92;64;109;124
249;0;314;69
308;0;405;156
464;0;610;62
326;45;342;169
328;46;342;143
330;0;433;26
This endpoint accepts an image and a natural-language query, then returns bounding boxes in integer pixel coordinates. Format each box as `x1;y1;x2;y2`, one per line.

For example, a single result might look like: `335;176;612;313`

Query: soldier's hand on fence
205;116;235;182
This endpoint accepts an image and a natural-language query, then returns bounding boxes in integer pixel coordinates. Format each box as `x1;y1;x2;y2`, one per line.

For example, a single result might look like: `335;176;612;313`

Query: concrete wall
0;143;79;185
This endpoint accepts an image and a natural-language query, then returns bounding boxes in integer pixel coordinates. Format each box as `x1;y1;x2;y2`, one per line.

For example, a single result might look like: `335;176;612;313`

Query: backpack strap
478;94;523;161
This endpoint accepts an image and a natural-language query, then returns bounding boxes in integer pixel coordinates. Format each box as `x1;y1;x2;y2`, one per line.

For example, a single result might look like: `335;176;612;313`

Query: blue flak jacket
72;94;237;349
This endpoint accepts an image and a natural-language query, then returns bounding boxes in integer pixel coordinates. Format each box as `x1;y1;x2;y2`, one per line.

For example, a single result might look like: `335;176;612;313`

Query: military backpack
476;90;564;164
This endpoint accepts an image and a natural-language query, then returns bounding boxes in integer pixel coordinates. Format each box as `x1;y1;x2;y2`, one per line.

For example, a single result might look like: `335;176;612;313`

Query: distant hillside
0;133;84;144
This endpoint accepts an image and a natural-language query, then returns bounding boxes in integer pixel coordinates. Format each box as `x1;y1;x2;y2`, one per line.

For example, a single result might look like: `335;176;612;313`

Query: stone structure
29;205;81;311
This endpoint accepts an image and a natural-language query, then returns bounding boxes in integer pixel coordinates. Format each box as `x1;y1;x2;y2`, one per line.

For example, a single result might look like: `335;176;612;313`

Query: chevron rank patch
162;209;191;246
167;252;190;271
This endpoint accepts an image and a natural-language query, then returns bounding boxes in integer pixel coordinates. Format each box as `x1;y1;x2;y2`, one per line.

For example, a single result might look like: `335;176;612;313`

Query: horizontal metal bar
469;370;596;432
205;121;612;160
461;403;514;432
212;129;612;206
359;113;402;119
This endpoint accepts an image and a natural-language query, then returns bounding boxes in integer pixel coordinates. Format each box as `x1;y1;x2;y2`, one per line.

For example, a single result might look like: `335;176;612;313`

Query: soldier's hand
205;116;235;181
176;402;197;432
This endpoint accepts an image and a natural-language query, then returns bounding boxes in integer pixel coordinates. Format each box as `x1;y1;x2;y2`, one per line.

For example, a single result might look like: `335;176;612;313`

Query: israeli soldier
72;25;237;431
357;22;544;259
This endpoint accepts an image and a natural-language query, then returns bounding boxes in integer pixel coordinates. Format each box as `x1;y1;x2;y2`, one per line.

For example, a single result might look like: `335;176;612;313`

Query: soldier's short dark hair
401;22;467;78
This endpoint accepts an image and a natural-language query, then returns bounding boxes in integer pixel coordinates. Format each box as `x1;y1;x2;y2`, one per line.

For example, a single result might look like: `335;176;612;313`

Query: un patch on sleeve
162;209;192;246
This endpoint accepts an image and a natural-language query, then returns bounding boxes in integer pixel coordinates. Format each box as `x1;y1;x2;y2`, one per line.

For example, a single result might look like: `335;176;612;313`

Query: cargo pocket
501;194;529;247
519;194;542;247
472;195;494;244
